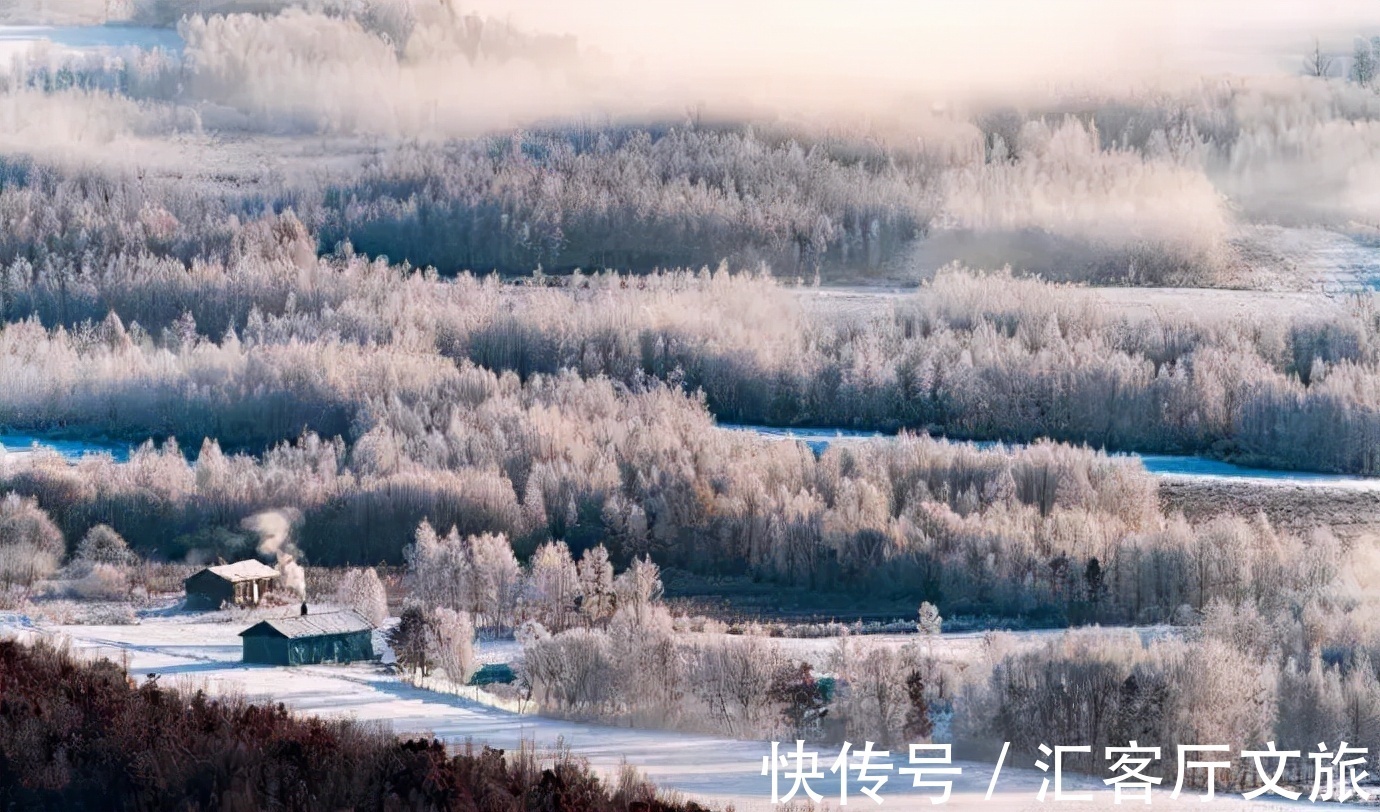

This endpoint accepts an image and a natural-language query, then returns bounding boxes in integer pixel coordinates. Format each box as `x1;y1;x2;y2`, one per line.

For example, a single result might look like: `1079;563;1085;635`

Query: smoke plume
243;508;306;598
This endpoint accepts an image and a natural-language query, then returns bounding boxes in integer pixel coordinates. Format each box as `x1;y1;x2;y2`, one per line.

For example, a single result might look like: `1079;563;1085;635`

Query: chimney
300;602;308;616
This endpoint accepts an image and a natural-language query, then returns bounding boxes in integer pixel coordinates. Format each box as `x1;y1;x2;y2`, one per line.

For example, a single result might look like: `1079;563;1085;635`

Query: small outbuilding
183;560;279;610
238;609;375;666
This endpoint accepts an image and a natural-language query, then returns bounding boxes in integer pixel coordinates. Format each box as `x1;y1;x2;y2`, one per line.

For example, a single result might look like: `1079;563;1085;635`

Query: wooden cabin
183;560;279;610
239;608;375;666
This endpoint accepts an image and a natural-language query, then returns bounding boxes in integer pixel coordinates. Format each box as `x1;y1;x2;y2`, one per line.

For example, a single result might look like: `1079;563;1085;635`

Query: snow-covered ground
1250;226;1380;293
0;613;1296;810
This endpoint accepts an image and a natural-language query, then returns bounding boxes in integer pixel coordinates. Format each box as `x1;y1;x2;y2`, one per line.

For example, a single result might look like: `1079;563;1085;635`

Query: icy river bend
725;424;1380;490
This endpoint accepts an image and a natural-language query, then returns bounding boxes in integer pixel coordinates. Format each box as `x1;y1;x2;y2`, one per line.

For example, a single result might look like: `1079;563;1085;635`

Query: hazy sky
90;0;1378;144
458;0;1378;95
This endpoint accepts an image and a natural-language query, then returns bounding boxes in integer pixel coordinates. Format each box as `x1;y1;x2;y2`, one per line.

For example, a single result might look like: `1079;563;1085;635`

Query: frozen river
725;424;1380;490
6;422;1374;489
0;432;131;462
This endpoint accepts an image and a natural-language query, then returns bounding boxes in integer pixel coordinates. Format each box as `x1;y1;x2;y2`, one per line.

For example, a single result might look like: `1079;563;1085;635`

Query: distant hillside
0;637;703;811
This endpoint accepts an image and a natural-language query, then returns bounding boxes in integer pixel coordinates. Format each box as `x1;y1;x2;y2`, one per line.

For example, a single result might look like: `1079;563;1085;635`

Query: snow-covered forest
3;264;1380;474
5;3;1380;285
4;0;1380;807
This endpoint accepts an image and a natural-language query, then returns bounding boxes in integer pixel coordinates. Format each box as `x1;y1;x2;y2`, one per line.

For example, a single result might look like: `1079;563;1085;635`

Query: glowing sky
458;0;1378;95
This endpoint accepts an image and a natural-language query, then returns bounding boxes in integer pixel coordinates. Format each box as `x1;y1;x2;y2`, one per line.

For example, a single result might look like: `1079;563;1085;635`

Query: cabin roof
191;560;279;584
239;610;373;640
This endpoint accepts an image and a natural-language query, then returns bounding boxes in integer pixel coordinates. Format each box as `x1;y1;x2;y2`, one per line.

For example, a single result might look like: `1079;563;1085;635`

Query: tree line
6;246;1380;473
0;356;1351;625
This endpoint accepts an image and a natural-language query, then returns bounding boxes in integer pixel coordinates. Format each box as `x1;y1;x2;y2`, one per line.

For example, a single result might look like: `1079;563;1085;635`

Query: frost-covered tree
335;567;389;626
406;524;520;632
527;541;580;632
466;532;521;633
576;544;615;626
74;524;135;567
1351;38;1376;86
1340;654;1380;746
427;607;476;684
404;522;472;615
0;494;64;588
604;603;684;725
917;601;943;635
66;563;131;601
612;556;662;628
692;635;782;736
842;647;911;746
520;627;611;711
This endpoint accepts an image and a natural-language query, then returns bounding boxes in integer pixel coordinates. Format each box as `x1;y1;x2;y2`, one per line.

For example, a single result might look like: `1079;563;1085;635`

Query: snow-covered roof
199;560;279;583
239;610;374;639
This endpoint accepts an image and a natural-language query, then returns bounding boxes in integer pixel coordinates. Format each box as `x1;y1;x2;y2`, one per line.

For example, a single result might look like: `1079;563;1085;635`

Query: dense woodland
4;251;1380;471
0;367;1354;627
0;2;1376;486
0;195;1377;620
16;1;1380;285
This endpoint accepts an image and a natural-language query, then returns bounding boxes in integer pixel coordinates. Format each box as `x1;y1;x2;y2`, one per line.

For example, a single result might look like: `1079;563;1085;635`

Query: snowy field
1257;226;1380;293
0;612;1297;811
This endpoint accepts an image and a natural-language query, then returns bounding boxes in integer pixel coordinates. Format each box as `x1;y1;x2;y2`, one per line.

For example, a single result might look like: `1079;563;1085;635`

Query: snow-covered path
0;615;1299;811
